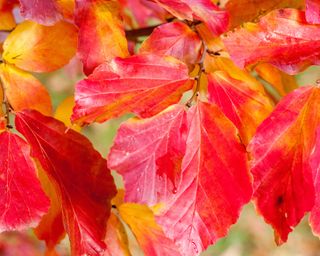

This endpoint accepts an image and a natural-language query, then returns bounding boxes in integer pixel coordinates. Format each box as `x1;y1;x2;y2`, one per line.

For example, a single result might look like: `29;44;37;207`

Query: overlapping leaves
2;0;320;255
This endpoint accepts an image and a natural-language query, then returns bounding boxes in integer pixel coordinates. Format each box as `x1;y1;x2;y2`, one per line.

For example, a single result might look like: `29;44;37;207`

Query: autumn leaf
3;20;78;73
72;54;193;125
0;0;16;30
15;110;117;255
0;131;49;232
204;55;264;91
154;101;252;255
225;0;303;28
34;167;65;254
54;96;81;132
139;21;202;66
75;0;129;75
207;71;273;144
153;0;229;36
121;0;167;28
119;203;181;256
108;104;188;205
19;0;63;25
223;9;320;75
306;0;320;24
310;127;320;237
110;101;252;255
104;212;131;256
255;63;298;97
249;86;320;244
0;63;52;115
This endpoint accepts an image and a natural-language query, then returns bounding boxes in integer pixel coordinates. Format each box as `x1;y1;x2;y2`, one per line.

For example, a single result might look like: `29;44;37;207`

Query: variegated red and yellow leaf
223;9;320;75
75;0;129;75
0;63;52;115
3;21;77;73
207;71;273;144
249;86;320;244
72;54;193;125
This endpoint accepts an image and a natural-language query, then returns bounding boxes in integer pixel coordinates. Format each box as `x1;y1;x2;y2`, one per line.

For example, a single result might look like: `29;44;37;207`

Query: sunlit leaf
75;0;129;75
249;86;320;244
223;9;320;75
225;0;303;28
0;131;49;232
72;54;193;125
153;0;229;36
0;63;52;115
119;203;181;256
207;71;273;144
3;21;78;73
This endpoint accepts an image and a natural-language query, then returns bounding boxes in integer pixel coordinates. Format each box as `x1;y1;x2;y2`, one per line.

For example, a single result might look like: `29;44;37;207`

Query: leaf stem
186;42;207;107
125;18;175;41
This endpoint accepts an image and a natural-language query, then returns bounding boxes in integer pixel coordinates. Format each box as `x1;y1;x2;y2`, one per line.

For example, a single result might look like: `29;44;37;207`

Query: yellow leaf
3;21;78;73
0;63;52;115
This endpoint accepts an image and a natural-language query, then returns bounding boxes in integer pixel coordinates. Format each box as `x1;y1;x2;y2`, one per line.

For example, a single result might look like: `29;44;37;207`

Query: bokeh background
1;59;320;256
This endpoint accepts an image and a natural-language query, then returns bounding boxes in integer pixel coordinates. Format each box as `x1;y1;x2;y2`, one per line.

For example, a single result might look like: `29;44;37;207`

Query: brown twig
186;43;207;107
0;70;12;129
125;18;175;41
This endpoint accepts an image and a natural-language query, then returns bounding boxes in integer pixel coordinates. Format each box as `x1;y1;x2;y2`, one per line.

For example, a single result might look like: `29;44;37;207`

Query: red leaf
75;0;129;75
153;0;229;36
15;110;117;255
249;86;320;244
223;9;320;74
306;0;320;24
207;71;273;144
72;54;193;125
19;0;62;25
108;104;188;205
0;131;49;232
156;102;251;254
310;127;320;235
139;21;202;66
109;102;252;255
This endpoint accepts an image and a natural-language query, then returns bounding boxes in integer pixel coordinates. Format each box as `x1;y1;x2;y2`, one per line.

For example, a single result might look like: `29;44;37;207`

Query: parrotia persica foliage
1;0;320;255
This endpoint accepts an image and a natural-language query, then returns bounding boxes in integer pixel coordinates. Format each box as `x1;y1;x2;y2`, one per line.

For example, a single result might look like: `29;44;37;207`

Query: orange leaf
104;212;130;256
255;63;298;96
119;203;181;256
75;0;129;75
249;86;320;243
0;63;52;115
3;21;78;73
225;0;303;28
153;0;229;36
54;96;81;132
72;54;193;125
